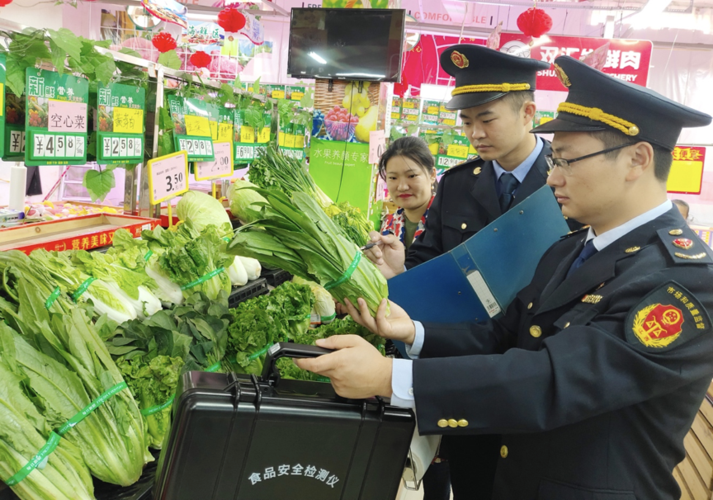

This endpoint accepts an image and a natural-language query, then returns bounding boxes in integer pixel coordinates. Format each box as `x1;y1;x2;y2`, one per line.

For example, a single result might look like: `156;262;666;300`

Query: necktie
498;173;520;213
566;240;598;278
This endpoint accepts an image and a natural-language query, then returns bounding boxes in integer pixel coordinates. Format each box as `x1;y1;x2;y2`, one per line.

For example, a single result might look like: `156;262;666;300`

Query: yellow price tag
443;119;456;126
427;106;438;115
428;143;439;155
291;92;304;101
272;90;286;99
0;83;4;117
184;115;211;137
258;127;270;144
285;134;296;148
447;145;469;159
241;126;256;144
113;107;143;134
210;121;218;141
391;112;400;119
403;101;415;109
218;123;233;142
407;115;418;122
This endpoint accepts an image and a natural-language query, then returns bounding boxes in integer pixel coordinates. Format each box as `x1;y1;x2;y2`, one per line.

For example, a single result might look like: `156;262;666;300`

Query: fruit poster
401;98;420;122
0;54;5;158
97;82;146;165
3;92;24;161
167;95;215;162
313;80;378;144
25;69;89;167
286;86;306;101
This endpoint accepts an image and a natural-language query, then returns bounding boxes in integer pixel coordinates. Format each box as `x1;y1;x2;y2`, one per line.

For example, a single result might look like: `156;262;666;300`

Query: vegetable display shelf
228;277;269;309
260;268;293;288
0;214;160;254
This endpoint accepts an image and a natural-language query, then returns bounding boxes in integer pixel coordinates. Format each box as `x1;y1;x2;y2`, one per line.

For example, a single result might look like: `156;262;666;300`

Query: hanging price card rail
195;141;233;181
233;109;271;164
401;98;420;122
286;85;305;101
148;150;189;228
25;69;89;167
265;84;286;100
218;108;234;143
168;95;215;162
436;135;470;168
0;54;6;158
2;93;25;161
438;104;457;127
97;83;145;164
207;103;220;141
422;100;440;126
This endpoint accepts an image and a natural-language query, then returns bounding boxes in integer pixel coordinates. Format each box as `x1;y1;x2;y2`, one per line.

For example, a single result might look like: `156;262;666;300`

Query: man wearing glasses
298;55;713;500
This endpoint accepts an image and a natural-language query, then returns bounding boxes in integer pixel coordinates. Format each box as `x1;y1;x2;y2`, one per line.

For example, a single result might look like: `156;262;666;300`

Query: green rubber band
316;376;330;383
180;267;225;291
324;252;361;291
206;362;221;372
222;237;231;242
143;250;153;262
321;313;337;322
247;343;273;361
72;278;96;302
141;395;175;416
44;287;61;310
57;382;128;436
4;432;61;486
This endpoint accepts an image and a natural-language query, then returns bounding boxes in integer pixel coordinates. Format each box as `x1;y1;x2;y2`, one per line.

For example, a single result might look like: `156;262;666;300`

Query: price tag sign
97;83;146;164
195;141;233;181
368;129;386;164
25;69;89;167
168;95;214;162
3;93;25;161
147;151;189;204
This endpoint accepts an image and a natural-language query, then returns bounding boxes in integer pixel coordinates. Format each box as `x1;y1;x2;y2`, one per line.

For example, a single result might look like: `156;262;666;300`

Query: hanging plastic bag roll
8;165;27;211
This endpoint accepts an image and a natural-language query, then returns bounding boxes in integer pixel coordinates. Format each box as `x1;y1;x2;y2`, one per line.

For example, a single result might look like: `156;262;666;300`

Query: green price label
25;69;89;167
3;93;25;161
97;82;146;164
0;54;6;158
168;95;215;162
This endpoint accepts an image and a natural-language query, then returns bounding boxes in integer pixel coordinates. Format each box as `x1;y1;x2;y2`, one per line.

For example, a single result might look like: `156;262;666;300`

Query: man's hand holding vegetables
294;298;413;399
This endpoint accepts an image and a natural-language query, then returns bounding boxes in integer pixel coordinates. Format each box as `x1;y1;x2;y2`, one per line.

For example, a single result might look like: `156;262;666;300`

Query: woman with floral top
378;137;448;500
379;137;437;253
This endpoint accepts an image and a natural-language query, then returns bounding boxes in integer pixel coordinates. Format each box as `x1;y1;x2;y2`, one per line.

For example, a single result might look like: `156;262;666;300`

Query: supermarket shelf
261;268;293;288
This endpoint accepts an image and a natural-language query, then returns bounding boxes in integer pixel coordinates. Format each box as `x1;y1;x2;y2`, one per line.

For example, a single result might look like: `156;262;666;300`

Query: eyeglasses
546;143;636;174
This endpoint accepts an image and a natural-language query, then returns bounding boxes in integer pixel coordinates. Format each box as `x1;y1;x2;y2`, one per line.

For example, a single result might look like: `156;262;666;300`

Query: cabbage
227;258;248;287
145;260;184;306
228;180;267;224
177;191;230;234
293;277;335;324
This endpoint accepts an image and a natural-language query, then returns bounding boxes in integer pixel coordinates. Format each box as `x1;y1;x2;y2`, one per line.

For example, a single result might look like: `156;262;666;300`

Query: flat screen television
287;8;405;82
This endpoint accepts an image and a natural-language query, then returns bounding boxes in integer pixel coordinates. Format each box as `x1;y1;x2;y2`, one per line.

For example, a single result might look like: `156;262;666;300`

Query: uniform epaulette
657;226;713;265
441;156;483;178
560;225;590;240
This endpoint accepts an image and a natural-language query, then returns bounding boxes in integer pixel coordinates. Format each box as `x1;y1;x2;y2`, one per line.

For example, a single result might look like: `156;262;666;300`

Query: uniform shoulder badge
625;281;710;352
441;156;483;178
560;225;590;240
657;228;713;265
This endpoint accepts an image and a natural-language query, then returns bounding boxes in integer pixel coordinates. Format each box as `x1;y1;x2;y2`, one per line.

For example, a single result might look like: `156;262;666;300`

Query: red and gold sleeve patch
625;281;710;352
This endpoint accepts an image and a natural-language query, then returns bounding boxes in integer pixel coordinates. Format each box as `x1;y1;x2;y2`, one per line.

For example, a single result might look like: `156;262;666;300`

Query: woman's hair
378;136;435;180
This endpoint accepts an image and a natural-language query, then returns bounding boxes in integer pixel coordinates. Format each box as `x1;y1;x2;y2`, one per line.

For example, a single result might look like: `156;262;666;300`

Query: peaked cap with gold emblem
532;56;712;151
440;44;550;111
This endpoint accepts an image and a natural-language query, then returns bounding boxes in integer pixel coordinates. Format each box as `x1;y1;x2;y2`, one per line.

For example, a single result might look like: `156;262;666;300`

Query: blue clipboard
388;186;569;328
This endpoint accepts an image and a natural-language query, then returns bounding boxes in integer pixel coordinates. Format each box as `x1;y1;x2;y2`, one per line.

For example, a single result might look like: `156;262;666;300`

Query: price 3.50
166;172;184;192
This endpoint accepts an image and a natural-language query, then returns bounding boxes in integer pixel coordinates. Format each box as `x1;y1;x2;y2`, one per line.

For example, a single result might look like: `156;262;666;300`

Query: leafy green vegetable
82;165;116;202
176;191;231;235
227;188;389;316
228;179;267;224
157;50;182;70
0;333;94;500
225;282;314;375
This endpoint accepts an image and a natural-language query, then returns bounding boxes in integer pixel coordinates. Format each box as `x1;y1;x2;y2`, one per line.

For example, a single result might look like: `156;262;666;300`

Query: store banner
667;146;706;195
97;83;146;165
499;34;653;90
309;139;372;213
313;80;378;144
25;69;89;167
167;95;215;162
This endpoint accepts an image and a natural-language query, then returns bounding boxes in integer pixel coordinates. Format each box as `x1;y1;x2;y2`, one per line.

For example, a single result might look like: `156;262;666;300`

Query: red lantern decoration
517;7;553;38
0;0;13;7
217;7;246;33
152;32;177;53
190;51;212;69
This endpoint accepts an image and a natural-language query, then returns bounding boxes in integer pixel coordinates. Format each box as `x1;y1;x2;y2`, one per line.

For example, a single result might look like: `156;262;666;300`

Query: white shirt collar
492;137;544;184
586;200;673;251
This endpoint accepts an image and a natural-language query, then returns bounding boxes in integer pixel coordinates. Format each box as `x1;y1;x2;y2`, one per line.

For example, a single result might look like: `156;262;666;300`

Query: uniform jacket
406;140;579;269
413;208;713;499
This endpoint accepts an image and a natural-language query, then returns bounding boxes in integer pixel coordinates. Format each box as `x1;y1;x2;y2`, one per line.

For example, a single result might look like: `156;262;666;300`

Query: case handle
261;342;334;382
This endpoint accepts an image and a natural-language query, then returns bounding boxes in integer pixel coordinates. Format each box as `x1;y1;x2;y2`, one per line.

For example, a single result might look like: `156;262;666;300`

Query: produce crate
228;278;269;308
261;268;293;288
0;214;159;254
674;380;713;499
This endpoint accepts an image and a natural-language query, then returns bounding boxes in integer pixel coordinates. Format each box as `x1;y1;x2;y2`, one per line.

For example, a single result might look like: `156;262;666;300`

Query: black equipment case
154;343;415;500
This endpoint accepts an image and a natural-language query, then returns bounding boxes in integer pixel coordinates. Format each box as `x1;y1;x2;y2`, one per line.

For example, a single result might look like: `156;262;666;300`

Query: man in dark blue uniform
299;55;713;500
366;43;574;499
